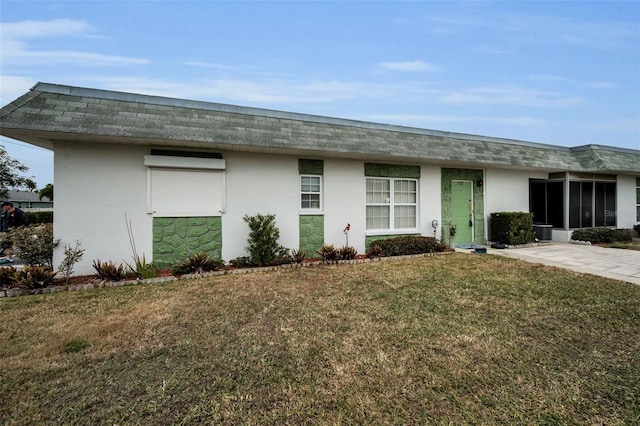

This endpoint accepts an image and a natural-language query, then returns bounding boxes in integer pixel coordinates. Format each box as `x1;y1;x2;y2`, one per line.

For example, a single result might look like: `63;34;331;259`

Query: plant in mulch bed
171;253;225;275
13;265;58;289
243;213;292;266
338;245;357;260
291;248;307;264
572;227;635;244
367;244;383;258
319;244;339;264
0;266;17;288
58;240;86;285
92;260;129;282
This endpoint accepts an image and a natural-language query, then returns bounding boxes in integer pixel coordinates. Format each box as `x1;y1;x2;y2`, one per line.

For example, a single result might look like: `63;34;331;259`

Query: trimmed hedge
571;228;634;243
368;236;447;257
489;212;534;245
26;211;53;224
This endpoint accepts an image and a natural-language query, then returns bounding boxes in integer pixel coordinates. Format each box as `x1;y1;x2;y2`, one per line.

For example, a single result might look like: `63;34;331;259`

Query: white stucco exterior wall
485;169;547;214
221;152;299;261
322;159;366;252
419;165;442;239
616;175;638;228
53;142;152;276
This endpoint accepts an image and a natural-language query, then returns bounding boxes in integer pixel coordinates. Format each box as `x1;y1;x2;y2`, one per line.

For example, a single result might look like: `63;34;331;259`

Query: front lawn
1;254;638;425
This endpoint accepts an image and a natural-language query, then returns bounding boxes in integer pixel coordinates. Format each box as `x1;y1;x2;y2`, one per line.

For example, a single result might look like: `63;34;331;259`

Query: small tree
39;183;54;201
0;145;37;198
58;240;85;284
9;224;59;267
243;213;290;266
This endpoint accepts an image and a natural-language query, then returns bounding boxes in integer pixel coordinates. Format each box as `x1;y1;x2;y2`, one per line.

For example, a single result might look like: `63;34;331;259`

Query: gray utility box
533;224;553;241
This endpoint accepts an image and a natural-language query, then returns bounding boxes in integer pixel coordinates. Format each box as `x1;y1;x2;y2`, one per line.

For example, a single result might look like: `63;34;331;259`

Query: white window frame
366;177;418;233
300;174;323;212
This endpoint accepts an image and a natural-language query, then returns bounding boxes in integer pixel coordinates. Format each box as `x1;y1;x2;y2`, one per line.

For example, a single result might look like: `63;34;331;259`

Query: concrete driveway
488;243;640;285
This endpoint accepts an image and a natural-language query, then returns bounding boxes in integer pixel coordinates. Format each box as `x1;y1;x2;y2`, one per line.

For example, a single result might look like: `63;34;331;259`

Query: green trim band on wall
299;159;324;175
364;163;420;179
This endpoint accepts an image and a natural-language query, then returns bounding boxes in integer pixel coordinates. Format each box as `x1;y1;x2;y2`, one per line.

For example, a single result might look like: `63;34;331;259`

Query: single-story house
2;190;53;211
1;82;639;275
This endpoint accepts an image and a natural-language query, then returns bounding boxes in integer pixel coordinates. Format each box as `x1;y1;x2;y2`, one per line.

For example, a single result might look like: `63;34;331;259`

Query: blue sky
1;0;639;187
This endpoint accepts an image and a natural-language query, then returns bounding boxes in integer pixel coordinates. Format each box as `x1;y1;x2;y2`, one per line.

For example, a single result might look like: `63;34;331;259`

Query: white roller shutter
150;168;224;217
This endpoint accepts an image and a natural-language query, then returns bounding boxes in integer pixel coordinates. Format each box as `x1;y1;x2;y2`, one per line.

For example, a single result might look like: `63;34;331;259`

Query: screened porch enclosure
529;174;617;230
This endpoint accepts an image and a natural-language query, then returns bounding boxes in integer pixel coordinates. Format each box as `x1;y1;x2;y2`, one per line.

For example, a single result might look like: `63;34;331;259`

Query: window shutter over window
145;155;226;217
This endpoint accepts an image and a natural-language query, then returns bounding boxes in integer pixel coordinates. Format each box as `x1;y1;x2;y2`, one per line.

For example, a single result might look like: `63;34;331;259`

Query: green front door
451;180;474;244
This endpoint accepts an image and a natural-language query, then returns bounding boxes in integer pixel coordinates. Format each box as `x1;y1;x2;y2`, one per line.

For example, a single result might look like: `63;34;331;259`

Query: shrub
26;211;53;224
338;245;357;260
319;244;339;263
92;260;129;281
7;223;59;267
228;256;252;268
291;248;306;264
13;265;58;289
127;254;158;280
634;224;640;235
243;213;291;266
489;212;535;245
369;236;447;257
367;244;383;258
572;228;634;243
171;253;225;275
0;266;17;287
58;240;85;285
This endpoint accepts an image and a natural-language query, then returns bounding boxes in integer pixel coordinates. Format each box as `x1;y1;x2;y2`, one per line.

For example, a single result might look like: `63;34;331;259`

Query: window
300;175;322;210
636;178;640;222
366;178;417;231
569;180;616;228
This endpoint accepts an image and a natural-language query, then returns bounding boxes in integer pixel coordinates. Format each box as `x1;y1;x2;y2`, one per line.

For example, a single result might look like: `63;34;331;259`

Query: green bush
26;211;53;224
368;236;447;257
489;212;535;245
7;223;59;267
171;253;225;275
633;224;640;235
243;213;291;266
572;228;634;243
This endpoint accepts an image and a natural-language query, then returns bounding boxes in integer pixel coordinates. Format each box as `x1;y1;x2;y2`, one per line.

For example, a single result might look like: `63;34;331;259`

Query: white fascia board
144;155;226;170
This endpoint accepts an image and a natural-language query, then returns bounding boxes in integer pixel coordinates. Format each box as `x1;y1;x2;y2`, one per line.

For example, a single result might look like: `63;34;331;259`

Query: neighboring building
1;82;639;275
2;190;53;211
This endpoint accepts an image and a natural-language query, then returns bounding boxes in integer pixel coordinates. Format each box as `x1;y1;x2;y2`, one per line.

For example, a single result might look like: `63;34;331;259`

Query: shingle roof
1;82;638;174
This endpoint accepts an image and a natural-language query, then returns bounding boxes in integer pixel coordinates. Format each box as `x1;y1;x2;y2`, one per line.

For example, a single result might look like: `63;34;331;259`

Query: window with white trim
366;178;417;231
300;175;322;210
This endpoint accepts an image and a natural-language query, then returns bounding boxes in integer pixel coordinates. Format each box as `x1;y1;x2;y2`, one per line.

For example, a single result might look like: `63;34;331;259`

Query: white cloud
585;81;618;89
0;18;149;68
378;60;441;72
0;75;38;105
439;86;585;108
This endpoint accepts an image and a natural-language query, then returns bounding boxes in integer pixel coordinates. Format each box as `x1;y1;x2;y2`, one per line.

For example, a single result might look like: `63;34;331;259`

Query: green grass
1;254;639;425
600;241;640;251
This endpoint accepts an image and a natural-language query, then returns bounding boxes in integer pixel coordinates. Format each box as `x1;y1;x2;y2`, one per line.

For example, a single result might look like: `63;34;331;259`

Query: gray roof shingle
1;82;638;174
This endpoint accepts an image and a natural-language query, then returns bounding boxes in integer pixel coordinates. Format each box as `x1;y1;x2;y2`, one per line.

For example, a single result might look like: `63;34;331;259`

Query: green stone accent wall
299;215;324;258
299;159;324;175
441;168;484;245
153;216;222;268
364;163;420;179
365;234;420;250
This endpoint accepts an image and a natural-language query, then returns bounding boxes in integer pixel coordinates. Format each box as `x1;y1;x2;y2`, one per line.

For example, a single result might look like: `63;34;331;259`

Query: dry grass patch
1;254;639;425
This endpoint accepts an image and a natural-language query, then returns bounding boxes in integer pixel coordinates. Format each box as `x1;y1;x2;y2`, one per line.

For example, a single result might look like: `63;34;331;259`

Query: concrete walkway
487;243;640;285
